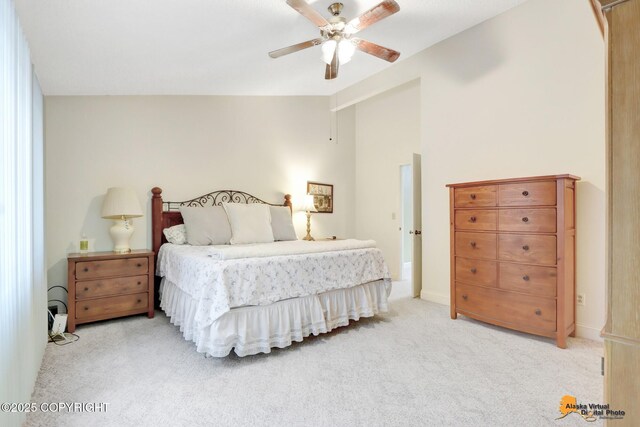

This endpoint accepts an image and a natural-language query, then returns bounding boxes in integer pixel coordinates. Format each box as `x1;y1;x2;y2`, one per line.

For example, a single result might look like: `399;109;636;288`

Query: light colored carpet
28;282;603;427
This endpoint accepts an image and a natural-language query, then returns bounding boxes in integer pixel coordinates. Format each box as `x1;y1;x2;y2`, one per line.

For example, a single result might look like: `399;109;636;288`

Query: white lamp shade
101;187;143;219
300;194;318;213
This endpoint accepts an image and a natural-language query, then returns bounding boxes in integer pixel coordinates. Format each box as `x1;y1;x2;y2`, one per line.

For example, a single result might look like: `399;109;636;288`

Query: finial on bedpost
284;194;292;213
151;187;163;258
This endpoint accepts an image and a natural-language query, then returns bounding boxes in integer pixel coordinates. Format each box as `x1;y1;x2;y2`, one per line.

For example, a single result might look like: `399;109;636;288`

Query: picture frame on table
307;181;333;213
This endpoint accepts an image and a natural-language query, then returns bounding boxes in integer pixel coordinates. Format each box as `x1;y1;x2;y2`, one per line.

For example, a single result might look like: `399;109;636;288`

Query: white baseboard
575;324;603;342
420;290;449;306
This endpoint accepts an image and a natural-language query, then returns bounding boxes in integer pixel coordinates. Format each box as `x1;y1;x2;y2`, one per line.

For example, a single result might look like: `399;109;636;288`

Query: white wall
340;0;606;340
45;96;355;289
354;80;421;279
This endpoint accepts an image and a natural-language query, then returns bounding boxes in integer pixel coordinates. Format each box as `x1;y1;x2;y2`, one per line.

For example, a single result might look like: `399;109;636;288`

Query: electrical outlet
577;294;585;306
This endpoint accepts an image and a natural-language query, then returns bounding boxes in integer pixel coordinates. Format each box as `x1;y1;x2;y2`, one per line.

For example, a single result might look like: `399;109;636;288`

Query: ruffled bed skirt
160;278;392;357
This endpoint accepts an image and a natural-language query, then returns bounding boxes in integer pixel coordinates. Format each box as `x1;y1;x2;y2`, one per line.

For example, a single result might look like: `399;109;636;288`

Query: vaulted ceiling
15;0;527;95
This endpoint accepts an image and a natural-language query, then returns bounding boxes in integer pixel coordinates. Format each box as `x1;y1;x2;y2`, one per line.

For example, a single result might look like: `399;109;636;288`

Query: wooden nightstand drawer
67;250;154;332
76;275;148;300
76;257;148;279
75;292;148;320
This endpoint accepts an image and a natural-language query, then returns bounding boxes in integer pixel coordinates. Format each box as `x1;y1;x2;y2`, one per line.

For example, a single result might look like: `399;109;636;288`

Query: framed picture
307;181;333;213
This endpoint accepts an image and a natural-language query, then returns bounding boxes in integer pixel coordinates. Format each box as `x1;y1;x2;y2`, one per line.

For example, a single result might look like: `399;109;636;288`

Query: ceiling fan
269;0;401;80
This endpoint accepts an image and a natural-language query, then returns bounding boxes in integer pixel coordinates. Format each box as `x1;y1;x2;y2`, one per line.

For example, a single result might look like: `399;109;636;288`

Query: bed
151;187;392;357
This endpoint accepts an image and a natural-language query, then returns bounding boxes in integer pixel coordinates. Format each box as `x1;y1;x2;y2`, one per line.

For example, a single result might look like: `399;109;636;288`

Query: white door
411;153;422;297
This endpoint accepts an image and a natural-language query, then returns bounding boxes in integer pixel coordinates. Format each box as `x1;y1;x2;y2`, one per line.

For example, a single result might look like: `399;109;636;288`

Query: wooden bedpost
151;187;163;258
284;194;292;213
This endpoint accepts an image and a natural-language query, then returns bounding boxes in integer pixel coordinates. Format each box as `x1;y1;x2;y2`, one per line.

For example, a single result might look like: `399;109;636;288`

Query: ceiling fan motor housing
328;3;344;16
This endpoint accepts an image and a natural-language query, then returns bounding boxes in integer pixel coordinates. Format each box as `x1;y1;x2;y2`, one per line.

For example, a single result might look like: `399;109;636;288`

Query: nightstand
67;250;155;332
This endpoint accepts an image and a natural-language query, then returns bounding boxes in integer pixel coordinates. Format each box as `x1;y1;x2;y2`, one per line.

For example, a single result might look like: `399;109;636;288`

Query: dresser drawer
455;258;497;287
499;263;557;297
498;234;557;265
454;186;497;208
75;275;148;300
498;208;557;233
76;257;148;280
456;283;556;332
455;232;497;260
75;292;148;320
498;181;556;206
454;210;497;231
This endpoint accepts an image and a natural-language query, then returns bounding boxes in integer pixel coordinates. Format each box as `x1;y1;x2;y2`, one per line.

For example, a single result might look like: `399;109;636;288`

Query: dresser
67;250;155;332
447;175;579;348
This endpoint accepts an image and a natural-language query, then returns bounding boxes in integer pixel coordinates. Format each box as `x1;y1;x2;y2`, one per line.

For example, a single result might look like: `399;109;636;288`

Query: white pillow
179;206;232;245
223;203;274;245
163;224;187;245
270;206;297;241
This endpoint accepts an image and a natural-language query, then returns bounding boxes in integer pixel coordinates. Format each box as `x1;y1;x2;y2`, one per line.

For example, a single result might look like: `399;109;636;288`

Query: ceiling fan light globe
321;39;337;64
338;39;356;64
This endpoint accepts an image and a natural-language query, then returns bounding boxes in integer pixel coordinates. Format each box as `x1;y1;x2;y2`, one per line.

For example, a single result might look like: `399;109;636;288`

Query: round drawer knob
470;241;476;248
522;245;530;251
470;216;477;223
84;287;89;291
522;275;530;281
535;309;541;316
137;281;142;285
522;190;529;197
470;268;477;274
83;268;89;272
137;263;142;267
522;217;529;223
137;299;142;303
84;307;89;311
462;295;468;301
470;194;476;200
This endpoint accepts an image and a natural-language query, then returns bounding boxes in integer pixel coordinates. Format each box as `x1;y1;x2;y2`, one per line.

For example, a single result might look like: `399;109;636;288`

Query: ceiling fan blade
325;50;339;80
286;0;331;29
269;38;324;59
345;0;400;34
353;38;400;62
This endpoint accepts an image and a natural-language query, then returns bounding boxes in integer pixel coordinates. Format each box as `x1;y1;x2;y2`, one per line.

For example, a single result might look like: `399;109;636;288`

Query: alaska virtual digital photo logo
557;395;626;422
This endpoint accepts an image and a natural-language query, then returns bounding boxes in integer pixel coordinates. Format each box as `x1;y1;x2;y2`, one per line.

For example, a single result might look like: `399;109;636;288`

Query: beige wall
340;0;606;340
354;80;421;279
45;96;356;288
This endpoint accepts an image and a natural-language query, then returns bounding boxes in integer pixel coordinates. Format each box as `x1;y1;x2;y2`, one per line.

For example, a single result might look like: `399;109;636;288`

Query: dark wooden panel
76;257;148;280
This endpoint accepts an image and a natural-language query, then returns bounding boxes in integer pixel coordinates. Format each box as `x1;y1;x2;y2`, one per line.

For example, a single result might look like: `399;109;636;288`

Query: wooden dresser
67;250;155;332
447;175;579;348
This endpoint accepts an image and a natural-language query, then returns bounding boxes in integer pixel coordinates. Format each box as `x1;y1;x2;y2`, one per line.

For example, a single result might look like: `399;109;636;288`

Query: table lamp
300;194;318;241
101;187;143;253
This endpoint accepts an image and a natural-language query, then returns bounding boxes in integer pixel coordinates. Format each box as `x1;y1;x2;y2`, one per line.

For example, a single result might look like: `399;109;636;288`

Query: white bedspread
204;239;377;260
157;243;391;329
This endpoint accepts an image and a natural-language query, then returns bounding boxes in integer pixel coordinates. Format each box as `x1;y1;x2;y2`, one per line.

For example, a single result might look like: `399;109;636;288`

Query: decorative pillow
163;224;187;245
179;206;232;246
270;206;297;241
223;203;275;245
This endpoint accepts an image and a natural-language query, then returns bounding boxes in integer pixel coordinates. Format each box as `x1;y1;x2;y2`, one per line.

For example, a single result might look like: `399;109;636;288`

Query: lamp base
302;235;315;241
302;212;314;241
110;218;134;253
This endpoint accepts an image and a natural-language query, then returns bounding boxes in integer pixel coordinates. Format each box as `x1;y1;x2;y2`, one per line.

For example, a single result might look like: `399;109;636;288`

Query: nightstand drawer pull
470;194;476;200
522;275;530;281
470;216;477;223
470;268;477;274
137;263;142;267
470;241;476;248
84;287;89;291
522;190;529;197
84;268;89;272
535;309;541;316
522;217;529;223
522;245;530;251
462;294;468;301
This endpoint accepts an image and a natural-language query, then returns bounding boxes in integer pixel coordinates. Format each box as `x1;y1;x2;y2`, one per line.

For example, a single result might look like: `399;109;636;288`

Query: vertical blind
0;0;46;425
